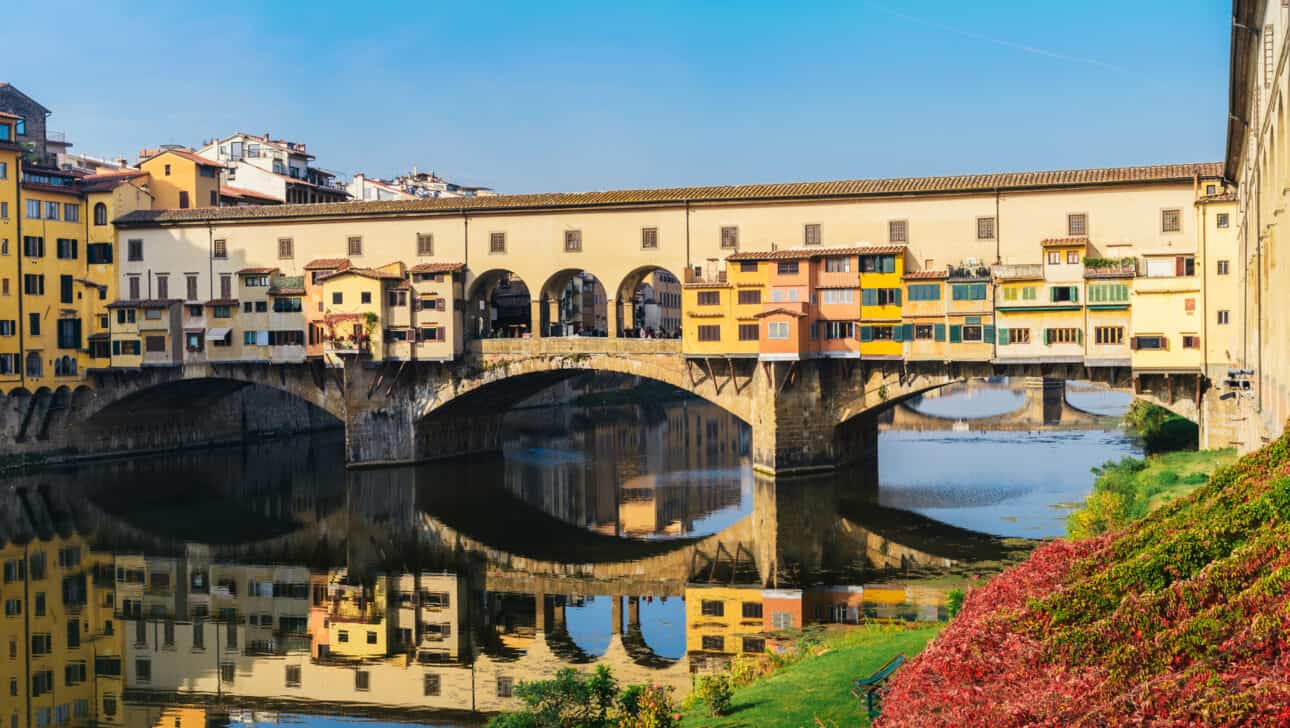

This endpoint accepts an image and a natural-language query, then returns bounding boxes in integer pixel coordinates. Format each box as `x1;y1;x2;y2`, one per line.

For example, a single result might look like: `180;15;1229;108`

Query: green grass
1068;448;1237;538
680;625;943;728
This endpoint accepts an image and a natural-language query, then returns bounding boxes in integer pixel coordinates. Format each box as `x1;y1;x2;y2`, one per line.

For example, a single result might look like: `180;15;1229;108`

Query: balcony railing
684;269;727;285
991;263;1043;281
1083;257;1138;278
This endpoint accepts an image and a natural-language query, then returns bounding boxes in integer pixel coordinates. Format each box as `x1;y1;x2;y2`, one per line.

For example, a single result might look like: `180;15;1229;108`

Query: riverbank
876;431;1290;725
679;625;942;728
1066;447;1237;538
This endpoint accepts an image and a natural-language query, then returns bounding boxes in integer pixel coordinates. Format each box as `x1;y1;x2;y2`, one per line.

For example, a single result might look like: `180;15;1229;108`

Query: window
742;636;766;653
701;600;725;617
360;291;372;304
824;256;850;272
1088;283;1129;302
23;236;44;257
1132;335;1166;350
366;631;378;645
213;239;227;259
24;275;44;296
1212;259;1229;276
1184;297;1196;313
497;677;514;698
962;324;983;341
347;236;363;256
45;202;59;220
424;673;441;696
640;227;658;249
1217;213;1230;228
887;219;908;243
908;283;940;301
0;161;5;179
696;325;721;342
277;238;293;259
127;239;143;262
220;663;235;684
351;670;370;691
804;223;821;245
1046;250;1061;265
950;284;986;301
1045;328;1079;345
1218;310;1230;325
915;324;934;340
417;233;433;256
697;291;720;306
777;261;799;275
738;324;758;341
1161;208;1181;233
220;274;232;298
135;659;151;683
820;289;854;304
1067;213;1087;236
1207;183;1217;195
283;665;301;688
860;255;897;273
1002;328;1030;345
1176;256;1196;276
1182;335;1200;349
564;230;582;252
1050;285;1078;303
739;261;758;273
741;602;763;619
155;274;169;299
1067;250;1080;264
63;204;79;223
767;322;789;340
490;232;506;253
737;289;760;305
977;216;996;240
1095;326;1125;345
178;191;189;209
86;243;112;264
701;635;725;651
27;200;40;218
861;288;902;306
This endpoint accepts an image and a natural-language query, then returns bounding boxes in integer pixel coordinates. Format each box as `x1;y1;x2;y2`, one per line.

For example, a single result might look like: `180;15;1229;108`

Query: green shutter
1071;287;1078;303
1077;328;1084;344
984;324;995;342
860;326;873;342
997;327;1008;345
892;325;904;342
882;256;895;273
949;325;962;343
1044;328;1051;345
862;289;876;306
972;283;986;300
902;323;914;340
934;323;946;341
892;289;902;306
1049;287;1057;302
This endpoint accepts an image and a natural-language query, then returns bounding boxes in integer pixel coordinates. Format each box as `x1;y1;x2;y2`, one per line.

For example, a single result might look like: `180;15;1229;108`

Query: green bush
946;588;966;618
1125;401;1198;453
694;673;734;716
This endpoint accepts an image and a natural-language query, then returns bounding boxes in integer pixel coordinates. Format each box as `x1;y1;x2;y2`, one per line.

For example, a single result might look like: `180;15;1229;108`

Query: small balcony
1084;257;1138;279
948;264;992;281
991;263;1043;281
685;269;727;285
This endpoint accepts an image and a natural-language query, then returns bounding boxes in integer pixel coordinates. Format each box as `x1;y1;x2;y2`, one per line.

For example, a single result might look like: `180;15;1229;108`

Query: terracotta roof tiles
1040;237;1090;248
304;258;351;270
902;270;950;280
410;262;466;274
113;162;1224;227
236;267;279;275
727;244;905;261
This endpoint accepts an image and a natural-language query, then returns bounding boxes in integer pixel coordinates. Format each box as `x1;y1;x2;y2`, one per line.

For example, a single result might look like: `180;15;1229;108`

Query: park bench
851;653;906;720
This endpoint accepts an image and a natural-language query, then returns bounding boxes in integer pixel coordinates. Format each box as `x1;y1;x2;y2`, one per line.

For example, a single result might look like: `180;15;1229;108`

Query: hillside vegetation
878;432;1290;726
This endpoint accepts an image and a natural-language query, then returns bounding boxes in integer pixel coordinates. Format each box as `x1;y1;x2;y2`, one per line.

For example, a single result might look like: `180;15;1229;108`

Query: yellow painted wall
138;152;218;210
0;131;19;390
684;586;764;655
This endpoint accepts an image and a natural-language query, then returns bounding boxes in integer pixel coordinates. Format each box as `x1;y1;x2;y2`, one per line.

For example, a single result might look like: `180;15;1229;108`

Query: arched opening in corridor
616;265;683;339
538;269;609;337
467;269;533;339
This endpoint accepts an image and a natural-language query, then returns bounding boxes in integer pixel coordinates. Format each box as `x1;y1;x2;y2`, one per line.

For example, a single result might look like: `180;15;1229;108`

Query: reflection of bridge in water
883;378;1123;432
1;430;1030;721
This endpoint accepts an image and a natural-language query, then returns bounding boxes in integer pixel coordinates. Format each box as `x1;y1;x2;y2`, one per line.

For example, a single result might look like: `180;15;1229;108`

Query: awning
206;327;231;341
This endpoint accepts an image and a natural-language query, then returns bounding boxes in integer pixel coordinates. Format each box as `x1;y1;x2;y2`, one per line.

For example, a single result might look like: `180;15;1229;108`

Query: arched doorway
538;269;609;337
467;269;533;339
616;266;682;338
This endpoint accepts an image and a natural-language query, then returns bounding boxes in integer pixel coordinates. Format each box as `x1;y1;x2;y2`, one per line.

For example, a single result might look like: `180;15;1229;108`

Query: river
0;376;1135;727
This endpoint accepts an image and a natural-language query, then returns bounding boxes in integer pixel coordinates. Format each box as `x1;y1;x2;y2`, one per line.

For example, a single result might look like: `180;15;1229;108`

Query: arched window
93;202;107;226
25;352;42;378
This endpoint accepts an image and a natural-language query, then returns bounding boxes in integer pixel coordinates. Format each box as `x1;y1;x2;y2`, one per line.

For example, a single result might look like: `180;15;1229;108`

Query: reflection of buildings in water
502;400;748;537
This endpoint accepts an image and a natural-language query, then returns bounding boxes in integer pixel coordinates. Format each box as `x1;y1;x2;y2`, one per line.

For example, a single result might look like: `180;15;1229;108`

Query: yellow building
858;246;905;358
1131;250;1202;373
0;112;20;386
681;261;737;357
81;171;153;362
1195;191;1241;380
684;585;765;656
136;148;222;210
901;270;948;361
318;263;405;363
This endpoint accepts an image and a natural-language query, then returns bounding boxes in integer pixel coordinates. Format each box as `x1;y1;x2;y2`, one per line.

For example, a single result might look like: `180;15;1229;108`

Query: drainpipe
16;173;25;389
684;199;691;273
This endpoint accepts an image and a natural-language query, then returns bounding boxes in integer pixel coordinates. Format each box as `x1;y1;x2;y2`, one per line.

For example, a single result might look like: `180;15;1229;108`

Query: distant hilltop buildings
348;168;495;202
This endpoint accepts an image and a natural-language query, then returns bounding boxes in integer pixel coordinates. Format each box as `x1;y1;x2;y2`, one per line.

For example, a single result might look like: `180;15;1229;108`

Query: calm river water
0;377;1135;727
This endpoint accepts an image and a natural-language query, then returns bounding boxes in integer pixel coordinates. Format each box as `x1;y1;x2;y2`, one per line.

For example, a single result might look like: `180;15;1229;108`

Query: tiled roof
1199;192;1238;203
727;244;905;261
106;298;182;308
304;258;351;270
316;266;404;283
78;170;148;192
141;148;227;169
113;162;1224;226
268;287;306;296
1084;269;1137;279
1040;237;1090;248
203;298;238;306
236;267;279;275
220;185;284;203
902;270;949;280
410;262;466;274
753;307;809;318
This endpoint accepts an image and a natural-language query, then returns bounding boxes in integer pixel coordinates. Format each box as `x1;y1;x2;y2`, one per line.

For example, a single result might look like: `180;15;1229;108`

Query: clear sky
6;0;1230;194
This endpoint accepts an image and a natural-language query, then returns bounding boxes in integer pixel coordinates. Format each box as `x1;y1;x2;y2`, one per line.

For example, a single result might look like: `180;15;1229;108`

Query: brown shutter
1129;336;1139;350
1175;257;1185;276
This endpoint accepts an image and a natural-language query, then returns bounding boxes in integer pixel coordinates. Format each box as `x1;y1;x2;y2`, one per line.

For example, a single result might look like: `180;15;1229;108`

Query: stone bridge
883;379;1123;432
0;337;1201;475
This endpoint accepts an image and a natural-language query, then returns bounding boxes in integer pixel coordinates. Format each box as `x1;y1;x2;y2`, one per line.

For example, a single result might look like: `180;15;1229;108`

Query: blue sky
7;1;1229;193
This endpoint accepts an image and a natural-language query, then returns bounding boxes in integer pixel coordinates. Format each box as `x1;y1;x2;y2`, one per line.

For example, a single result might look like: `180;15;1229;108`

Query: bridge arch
537;268;609;337
466;268;533;339
615;265;683;338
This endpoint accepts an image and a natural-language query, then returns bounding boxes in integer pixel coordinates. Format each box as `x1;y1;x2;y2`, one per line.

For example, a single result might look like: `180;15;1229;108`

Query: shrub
728;653;773;687
619;684;678;728
484;666;619;728
694;673;734;716
945;588;965;618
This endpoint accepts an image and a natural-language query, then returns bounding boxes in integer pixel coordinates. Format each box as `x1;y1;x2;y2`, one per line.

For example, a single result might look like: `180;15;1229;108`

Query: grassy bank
680;625;942;728
1067;448;1237;538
